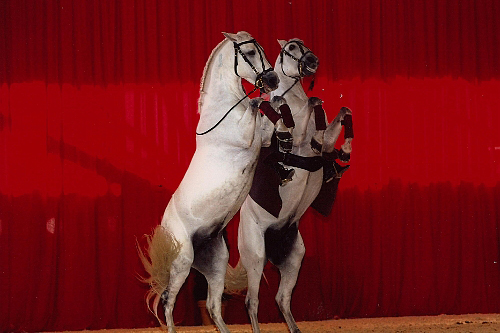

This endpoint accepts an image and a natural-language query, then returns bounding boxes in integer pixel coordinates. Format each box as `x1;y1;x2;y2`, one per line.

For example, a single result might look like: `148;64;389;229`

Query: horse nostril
306;56;317;65
264;73;279;88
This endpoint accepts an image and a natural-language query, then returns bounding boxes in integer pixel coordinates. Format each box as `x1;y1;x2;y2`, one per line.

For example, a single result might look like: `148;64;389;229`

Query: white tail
136;225;181;325
224;260;248;294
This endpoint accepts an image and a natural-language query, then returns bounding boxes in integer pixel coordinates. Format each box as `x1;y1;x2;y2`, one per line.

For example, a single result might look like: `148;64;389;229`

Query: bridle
196;38;274;136
279;40;317;97
233;39;275;92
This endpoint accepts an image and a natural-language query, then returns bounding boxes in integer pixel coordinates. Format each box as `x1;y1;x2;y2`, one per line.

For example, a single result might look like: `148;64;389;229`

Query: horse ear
277;39;288;48
223;32;238;42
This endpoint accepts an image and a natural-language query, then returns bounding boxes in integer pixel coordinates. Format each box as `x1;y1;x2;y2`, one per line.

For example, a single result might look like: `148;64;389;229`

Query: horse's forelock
289;38;304;44
235;31;253;42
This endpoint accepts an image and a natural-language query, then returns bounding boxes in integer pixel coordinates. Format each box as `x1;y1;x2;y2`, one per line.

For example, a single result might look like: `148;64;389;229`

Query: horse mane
198;38;230;114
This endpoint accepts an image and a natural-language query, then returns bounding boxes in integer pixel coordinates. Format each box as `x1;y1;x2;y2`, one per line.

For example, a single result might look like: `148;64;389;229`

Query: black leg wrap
310;137;322;154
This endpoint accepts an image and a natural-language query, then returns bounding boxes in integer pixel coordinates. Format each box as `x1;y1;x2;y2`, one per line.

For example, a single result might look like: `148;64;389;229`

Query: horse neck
273;58;308;102
199;45;246;116
272;60;317;157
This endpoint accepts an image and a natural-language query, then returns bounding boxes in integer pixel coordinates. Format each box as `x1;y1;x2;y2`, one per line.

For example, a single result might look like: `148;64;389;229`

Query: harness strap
282;153;324;172
280;78;300;98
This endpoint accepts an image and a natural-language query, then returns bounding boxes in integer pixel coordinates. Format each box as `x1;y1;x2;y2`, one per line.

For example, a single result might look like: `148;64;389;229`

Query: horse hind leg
275;232;306;333
193;232;231;333
162;244;194;333
242;253;266;333
238;211;267;333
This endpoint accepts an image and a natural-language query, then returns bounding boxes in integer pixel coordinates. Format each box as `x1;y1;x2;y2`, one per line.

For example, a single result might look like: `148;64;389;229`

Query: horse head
223;31;279;93
277;38;319;78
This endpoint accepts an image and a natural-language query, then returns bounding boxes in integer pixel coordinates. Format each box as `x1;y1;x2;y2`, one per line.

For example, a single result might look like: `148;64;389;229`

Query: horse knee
275;292;286;305
245;296;259;312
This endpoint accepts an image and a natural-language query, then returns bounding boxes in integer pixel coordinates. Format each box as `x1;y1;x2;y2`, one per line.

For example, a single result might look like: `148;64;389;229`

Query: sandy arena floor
54;314;500;332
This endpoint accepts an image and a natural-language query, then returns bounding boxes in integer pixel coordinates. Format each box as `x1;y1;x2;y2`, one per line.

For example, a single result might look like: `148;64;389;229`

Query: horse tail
224;260;248;295
136;225;181;325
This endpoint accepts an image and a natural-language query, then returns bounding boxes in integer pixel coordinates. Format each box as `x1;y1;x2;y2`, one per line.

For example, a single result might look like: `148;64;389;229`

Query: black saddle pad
249;146;282;218
310;177;341;217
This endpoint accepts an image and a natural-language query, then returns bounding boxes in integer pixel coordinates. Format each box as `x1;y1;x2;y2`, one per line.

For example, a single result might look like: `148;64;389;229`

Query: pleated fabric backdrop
1;0;499;331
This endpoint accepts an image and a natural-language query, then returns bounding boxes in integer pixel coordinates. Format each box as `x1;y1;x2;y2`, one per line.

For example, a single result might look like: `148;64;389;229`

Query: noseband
233;39;275;90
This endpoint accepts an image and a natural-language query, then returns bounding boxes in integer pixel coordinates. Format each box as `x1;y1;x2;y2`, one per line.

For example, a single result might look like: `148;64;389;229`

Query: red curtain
1;0;500;331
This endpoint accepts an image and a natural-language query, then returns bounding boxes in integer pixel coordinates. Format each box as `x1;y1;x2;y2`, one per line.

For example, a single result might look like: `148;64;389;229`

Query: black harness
197;39;274;136
234;39;274;90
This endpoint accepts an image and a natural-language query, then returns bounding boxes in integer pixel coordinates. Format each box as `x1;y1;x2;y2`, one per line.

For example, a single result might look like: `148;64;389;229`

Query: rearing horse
236;38;353;333
138;31;279;333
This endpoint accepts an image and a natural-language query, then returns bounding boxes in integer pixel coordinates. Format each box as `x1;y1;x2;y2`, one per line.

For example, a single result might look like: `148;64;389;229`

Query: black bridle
196;39;274;136
233;39;275;91
279;40;316;97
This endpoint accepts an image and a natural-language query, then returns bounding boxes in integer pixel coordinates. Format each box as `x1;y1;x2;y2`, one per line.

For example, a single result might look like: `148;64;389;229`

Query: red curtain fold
1;0;500;331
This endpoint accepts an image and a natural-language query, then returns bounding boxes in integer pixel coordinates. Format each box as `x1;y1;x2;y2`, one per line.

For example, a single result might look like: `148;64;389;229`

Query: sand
52;313;500;332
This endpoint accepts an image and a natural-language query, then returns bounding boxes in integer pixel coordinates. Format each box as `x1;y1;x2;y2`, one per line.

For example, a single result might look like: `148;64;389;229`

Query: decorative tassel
308;75;316;91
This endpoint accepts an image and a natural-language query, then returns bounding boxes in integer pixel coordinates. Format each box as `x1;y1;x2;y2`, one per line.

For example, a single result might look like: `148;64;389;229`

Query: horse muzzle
300;54;319;77
256;69;279;93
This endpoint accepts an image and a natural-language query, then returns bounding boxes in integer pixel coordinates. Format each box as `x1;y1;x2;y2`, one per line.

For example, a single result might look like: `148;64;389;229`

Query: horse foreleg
162;246;193;333
275;232;305;333
322;118;342;153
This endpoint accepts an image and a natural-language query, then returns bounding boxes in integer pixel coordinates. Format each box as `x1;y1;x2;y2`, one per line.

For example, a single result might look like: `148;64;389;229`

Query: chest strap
282;153;324;172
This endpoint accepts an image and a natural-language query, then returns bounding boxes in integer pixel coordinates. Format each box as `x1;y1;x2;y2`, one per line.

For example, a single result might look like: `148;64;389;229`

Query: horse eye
289;45;296;51
247;50;256;56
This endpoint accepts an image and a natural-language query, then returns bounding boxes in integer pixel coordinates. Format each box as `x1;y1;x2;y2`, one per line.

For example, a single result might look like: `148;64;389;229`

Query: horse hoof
271;95;287;106
250;97;264;108
340;106;352;115
337;149;350;163
308;96;323;106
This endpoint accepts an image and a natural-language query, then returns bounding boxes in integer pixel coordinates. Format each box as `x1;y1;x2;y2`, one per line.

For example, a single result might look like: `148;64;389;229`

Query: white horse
236;39;353;333
138;31;280;333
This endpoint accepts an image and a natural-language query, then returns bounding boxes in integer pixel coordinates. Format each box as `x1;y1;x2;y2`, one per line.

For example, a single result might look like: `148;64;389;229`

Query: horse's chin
302;67;317;77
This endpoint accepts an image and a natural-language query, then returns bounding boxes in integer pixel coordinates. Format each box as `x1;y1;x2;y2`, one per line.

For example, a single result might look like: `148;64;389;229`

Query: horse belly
278;168;323;220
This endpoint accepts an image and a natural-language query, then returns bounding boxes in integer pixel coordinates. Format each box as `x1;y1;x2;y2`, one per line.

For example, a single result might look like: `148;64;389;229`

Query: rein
195;86;258;136
196;39;273;136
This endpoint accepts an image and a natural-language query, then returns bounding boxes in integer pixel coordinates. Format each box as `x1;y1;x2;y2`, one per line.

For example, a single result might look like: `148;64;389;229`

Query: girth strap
282;153;323;172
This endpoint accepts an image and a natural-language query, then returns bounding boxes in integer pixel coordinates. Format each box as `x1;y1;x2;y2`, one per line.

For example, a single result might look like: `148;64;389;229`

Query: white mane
198;38;229;114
